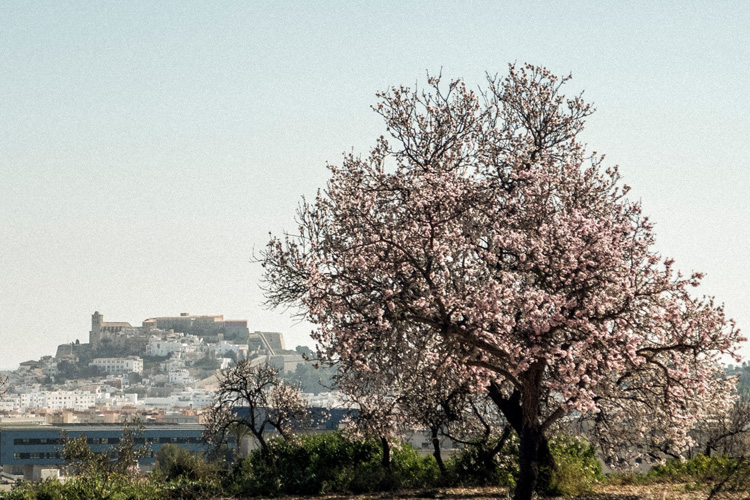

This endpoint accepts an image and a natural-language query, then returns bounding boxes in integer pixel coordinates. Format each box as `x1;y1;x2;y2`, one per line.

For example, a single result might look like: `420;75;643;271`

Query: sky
1;1;749;370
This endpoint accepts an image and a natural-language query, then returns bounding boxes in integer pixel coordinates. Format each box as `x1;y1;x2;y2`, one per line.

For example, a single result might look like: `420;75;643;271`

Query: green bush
229;432;441;496
545;434;603;496
154;444;221;482
0;474;167;500
607;455;750;494
228;432;376;496
152;476;223;500
391;443;441;489
0;479;67;500
647;454;734;484
0;473;228;500
445;432;601;495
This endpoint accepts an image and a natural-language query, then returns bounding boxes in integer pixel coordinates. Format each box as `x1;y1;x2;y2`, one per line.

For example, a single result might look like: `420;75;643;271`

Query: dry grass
244;487;507;500
242;484;750;500
592;483;749;500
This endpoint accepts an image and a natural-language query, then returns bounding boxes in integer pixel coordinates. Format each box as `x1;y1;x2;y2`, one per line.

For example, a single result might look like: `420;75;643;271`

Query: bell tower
90;311;103;349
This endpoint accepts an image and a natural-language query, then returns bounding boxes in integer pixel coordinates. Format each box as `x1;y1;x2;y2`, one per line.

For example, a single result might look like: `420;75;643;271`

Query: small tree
61;418;150;477
338;370;402;470
392;351;474;476
203;361;309;461
398;380;466;475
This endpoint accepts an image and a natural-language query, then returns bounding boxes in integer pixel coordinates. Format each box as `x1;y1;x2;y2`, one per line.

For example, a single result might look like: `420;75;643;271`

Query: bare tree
203;361;309;461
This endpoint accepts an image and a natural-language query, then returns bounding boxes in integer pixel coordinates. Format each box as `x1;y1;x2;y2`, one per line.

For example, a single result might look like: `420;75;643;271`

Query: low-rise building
214;341;248;359
168;369;192;386
42;391;96;411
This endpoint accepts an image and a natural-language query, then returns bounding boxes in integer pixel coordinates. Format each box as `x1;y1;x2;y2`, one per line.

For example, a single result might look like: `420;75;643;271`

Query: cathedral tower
90;311;103;349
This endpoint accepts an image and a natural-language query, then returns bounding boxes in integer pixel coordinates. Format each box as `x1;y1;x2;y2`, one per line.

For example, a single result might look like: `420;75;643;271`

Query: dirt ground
245;484;748;500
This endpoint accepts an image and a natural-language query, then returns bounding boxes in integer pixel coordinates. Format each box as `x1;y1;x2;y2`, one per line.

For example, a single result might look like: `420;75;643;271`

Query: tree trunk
514;425;544;500
255;431;272;464
537;432;555;495
380;436;391;470
431;427;446;475
487;381;556;498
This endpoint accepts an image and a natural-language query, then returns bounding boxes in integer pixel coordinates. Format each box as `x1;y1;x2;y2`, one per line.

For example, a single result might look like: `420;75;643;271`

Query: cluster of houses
0;312;308;418
0;312;356;482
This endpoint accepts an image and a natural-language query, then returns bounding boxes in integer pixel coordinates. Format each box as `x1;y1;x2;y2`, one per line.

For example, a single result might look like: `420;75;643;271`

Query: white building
146;334;201;357
95;392;138;409
43;391;96;411
11;390;97;412
168;389;214;409
142;397;171;410
160;357;186;372
305;391;346;408
90;357;143;375
213;341;248;359
146;337;185;357
0;396;21;412
18;392;45;410
168;369;192;386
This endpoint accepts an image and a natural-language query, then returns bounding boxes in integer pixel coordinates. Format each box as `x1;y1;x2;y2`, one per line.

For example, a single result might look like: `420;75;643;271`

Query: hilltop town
0;312;340;424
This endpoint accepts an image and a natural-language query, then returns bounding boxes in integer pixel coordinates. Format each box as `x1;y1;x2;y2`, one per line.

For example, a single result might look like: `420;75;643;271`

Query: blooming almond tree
261;64;743;500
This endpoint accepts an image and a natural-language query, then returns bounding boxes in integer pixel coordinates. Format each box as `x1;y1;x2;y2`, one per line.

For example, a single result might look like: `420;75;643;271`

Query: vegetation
280;360;337;395
608;455;750;499
228;432;436;496
54;359;101;383
5;428;750;500
545;435;603;497
191;353;220;370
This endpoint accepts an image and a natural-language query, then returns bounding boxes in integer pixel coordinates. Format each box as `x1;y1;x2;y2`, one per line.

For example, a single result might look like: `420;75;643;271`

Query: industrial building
0;423;207;481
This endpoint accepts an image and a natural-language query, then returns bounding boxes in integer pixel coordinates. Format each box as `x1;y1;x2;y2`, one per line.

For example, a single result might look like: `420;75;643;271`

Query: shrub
230;431;442;496
0;479;67;500
152;476;223;500
229;432;381;496
545;435;603;496
391;443;441;489
154;444;220;482
605;455;750;495
0;474;166;500
648;454;734;484
445;433;600;495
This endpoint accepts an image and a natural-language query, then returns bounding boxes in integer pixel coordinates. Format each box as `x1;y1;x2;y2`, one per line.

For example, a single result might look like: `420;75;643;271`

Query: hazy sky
1;2;749;370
